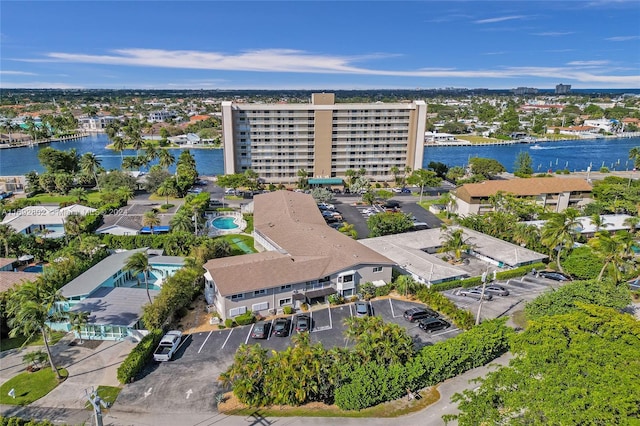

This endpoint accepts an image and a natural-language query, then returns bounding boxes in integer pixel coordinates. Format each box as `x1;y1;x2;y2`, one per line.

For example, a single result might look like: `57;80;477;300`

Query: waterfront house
450;177;593;217
203;191;394;320
1;204;97;238
522;214;636;239
50;248;184;341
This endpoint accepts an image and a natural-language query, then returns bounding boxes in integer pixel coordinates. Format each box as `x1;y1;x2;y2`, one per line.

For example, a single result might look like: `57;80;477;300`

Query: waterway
0;133;639;176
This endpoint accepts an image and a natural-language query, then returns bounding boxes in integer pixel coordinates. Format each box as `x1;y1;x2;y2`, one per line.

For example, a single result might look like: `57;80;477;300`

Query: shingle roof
0;258;15;269
204;190;393;296
149;256;185;265
60;248;147;298
0;271;39;293
453;177;592;203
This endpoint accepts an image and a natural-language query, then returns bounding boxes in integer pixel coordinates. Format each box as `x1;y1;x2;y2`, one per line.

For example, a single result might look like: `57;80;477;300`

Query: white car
318;202;335;210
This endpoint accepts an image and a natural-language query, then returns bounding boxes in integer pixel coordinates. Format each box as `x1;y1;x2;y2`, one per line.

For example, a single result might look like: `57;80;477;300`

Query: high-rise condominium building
221;93;427;183
555;84;571;95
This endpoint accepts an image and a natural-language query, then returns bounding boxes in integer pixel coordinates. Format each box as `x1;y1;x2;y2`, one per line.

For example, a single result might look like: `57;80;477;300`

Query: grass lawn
0;368;68;406
511;310;528;329
1;331;67;352
218;386;439;418
148;193;181;202
215;234;257;255
84;385;122;410
29;190;102;204
243;214;254;234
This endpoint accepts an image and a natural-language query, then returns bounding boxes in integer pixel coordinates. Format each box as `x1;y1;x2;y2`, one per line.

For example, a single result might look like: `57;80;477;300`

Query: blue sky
1;1;639;90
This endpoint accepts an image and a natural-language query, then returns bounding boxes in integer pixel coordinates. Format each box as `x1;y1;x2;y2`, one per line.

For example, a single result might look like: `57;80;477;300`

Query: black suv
418;318;450;333
272;318;291;337
538;270;572;282
403;307;438;322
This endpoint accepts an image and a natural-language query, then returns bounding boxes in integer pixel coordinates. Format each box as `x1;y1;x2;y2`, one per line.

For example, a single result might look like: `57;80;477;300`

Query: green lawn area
215;234;257;255
84;385;121;410
1;331;67;352
0;368;68;406
29;190;102;204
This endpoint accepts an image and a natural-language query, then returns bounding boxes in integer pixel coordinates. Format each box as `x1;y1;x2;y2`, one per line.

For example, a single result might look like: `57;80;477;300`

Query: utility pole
85;387;108;426
476;270;489;325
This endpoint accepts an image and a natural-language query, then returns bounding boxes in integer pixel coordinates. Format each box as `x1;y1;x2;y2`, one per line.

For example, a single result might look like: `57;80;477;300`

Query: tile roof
0;258;15;269
204;190;393;296
453;177;592;203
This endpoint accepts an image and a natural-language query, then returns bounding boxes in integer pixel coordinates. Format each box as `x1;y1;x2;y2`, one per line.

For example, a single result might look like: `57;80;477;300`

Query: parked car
403;307;438;322
250;322;271;339
318;202;335;210
538;270;572;282
418;318;450;333
295;315;310;333
328;222;343;229
456;288;493;300
354;301;372;317
322;210;341;218
384;200;400;209
153;330;183;362
401;188;411;194
273;318;291;337
482;285;510;296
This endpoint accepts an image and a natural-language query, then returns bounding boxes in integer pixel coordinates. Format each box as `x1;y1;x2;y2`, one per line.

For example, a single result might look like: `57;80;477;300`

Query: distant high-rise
555;84;571;95
221;93;427;184
512;87;538;95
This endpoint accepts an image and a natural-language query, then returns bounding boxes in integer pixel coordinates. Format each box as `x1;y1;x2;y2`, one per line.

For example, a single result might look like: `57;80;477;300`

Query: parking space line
389;298;398;318
245;324;255;344
197;330;212;354
328;306;333;329
309;310;313;332
267;318;274;340
349;303;353;317
431;328;459;337
220;328;234;350
289;316;294;336
176;334;190;352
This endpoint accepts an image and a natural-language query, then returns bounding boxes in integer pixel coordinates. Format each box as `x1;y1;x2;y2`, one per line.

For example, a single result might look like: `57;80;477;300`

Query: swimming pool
24;265;44;273
211;216;239;230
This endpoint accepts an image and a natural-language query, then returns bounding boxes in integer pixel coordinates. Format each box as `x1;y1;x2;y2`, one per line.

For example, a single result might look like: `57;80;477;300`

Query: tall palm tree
158;149;175;171
540;208;580;273
623;216;640;236
116;186;134;205
7;280;66;379
389;166;401;185
142;210;160;235
170;212;193;233
338;222;357;239
0;224;15;257
156;180;175;206
588;230;634;282
590;213;608;232
79;153;102;190
112;136;127;162
297;168;309;190
121;156;139;171
629;146;640;169
67;311;89;344
63;212;84;242
124;252;158;304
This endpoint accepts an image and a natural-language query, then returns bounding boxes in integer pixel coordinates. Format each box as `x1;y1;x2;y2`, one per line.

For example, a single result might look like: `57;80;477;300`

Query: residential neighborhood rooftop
453;177;592;202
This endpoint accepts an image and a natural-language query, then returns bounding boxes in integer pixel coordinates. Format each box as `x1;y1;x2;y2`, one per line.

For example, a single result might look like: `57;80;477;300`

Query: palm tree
156;180;175;206
79;153;102;190
623;216;640;236
121;156;139;171
407;169;441;204
588;230;634;282
345;169;357;188
0;224;15;257
389;166;401;185
67;311;89;344
68;187;87;204
438;226;474;263
112;136;127;162
144;142;158;168
338;222;357;239
124;252;158;304
63;212;84;242
629;147;640;169
158;149;175;171
142;210;160;235
117;186;134;205
297;168;309;190
170;212;193;233
540;208;580;273
7;280;66;379
590;213;608;232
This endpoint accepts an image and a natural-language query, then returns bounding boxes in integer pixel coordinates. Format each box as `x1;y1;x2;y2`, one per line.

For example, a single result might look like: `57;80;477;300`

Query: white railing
207;211;247;236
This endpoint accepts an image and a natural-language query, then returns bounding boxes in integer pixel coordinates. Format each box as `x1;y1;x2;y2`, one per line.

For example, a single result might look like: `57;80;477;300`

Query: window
230;293;244;301
252;302;269;311
229;306;247;317
254;289;267;296
280;284;292;290
279;297;292;307
373;266;383;273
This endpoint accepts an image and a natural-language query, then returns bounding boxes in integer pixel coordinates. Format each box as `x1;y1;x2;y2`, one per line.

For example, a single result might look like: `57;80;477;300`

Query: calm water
1;133;639;176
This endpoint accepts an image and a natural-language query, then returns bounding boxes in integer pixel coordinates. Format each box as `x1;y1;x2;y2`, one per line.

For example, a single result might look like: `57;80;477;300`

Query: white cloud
11;47;640;87
474;15;525;24
531;32;574;36
0;81;83;89
606;35;640;41
0;70;37;76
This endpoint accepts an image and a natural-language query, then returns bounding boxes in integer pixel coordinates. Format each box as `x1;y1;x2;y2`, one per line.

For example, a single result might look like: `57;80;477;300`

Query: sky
1;1;639;90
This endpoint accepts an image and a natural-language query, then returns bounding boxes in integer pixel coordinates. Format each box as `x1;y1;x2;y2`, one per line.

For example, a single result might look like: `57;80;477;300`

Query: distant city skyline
1;1;639;90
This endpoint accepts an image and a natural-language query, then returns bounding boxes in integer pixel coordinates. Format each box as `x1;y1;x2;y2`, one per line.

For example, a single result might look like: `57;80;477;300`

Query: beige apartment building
221;93;427;184
203;191;394;320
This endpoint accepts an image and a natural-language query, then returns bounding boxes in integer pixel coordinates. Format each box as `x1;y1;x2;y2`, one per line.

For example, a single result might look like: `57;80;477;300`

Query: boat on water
530;144;543;150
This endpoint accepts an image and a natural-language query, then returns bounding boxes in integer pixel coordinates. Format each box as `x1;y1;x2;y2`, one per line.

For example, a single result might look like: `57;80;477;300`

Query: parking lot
443;274;563;321
115;297;461;414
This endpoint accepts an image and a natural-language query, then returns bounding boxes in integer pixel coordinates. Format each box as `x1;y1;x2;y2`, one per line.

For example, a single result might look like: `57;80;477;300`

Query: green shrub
224;318;236;328
374;284;393;297
282;305;294;314
117;329;163;384
335;362;407;410
327;294;344;305
416;288;475;329
430;263;545;292
599;166;610;173
160;203;175;210
0;417;56;426
234;311;256;326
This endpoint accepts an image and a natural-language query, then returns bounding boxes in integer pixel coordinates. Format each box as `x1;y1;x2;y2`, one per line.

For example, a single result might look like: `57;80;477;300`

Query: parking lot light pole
476;270;488;325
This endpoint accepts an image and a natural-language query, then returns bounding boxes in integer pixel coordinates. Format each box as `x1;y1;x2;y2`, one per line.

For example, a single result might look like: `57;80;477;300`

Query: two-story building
203;191;394;320
450;177;593;217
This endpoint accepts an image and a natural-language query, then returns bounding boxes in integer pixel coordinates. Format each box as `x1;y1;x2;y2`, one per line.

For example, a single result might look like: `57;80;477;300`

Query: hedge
430;262;546;292
235;312;256;326
117;329;163;384
334;319;513;410
416;288;475;330
0;418;58;426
